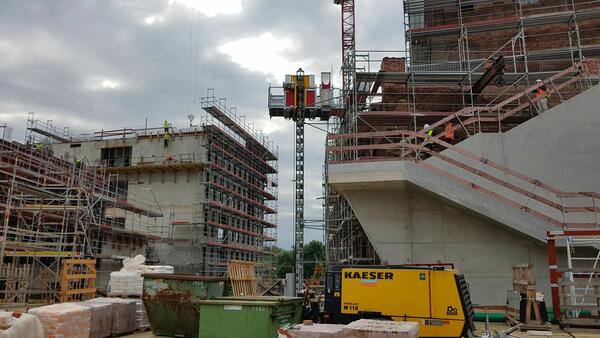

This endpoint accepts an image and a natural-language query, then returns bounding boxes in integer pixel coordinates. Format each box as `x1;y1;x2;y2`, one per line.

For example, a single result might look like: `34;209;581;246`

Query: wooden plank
227;260;257;296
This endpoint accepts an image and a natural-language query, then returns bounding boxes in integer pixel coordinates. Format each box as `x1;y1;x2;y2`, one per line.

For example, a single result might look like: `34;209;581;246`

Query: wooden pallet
509;264;551;329
227;260;257;296
59;259;96;303
512;263;535;293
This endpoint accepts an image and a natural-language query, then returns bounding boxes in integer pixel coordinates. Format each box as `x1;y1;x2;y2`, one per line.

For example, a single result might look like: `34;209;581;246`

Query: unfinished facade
0;125;160;304
46;94;279;279
326;0;600;324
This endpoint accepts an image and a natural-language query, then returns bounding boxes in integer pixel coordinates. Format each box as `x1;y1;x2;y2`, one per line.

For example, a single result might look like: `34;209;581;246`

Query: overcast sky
0;0;404;249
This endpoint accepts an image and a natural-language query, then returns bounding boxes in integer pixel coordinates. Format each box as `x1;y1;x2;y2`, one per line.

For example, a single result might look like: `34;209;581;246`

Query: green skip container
142;274;227;338
198;296;304;338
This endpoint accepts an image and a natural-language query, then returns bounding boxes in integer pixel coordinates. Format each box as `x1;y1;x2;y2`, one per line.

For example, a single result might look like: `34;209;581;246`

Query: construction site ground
123;323;600;337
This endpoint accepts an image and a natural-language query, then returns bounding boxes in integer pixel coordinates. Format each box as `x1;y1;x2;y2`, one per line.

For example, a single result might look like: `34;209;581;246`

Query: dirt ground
124;323;600;337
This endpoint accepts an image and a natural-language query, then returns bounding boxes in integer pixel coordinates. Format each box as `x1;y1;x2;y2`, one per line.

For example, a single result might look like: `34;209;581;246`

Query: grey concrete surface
328;84;600;306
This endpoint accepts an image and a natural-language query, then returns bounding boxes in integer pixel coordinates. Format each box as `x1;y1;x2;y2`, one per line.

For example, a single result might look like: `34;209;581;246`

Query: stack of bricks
286;323;345;337
78;302;112;338
28;303;91;338
284;320;419;338
85;297;137;336
342;319;419;338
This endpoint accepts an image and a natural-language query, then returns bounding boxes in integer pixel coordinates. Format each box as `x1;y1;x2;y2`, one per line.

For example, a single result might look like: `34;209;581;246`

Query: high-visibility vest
164;121;170;129
444;124;455;140
163;133;170;140
426;129;433;144
536;87;546;97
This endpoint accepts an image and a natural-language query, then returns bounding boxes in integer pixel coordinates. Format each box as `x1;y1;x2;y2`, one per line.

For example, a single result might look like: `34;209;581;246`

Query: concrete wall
50;131;207;166
328;85;600;306
336;180;550;306
444;84;600;192
50;133;208;268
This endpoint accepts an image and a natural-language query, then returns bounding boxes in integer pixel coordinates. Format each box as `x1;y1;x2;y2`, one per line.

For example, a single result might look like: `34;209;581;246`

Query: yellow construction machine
324;265;476;337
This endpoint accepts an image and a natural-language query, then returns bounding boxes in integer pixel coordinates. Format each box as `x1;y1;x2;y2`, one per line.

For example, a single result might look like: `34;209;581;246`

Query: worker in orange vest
444;122;455;143
534;79;549;113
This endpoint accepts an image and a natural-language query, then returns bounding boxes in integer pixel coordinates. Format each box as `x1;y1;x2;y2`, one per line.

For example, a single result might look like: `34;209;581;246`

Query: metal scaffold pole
294;120;305;292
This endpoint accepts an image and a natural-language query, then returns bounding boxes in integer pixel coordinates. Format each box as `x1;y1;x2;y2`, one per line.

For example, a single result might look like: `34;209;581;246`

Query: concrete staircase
328;75;600;243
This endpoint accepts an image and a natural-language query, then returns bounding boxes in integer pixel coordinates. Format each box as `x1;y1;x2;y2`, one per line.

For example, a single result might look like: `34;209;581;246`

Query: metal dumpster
198;296;303;338
142;274;226;338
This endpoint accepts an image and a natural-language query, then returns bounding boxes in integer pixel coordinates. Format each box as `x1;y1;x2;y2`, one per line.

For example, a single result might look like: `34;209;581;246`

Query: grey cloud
0;0;404;248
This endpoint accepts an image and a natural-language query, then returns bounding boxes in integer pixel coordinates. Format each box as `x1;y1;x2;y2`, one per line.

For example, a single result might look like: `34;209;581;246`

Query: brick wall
420;0;596;28
410;0;600;64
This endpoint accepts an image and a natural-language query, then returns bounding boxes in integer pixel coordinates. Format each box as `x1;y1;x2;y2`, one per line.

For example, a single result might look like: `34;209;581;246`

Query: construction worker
34;143;43;152
534;79;549;113
424;123;434;149
163;120;171;133
163;132;170;148
444;122;455;143
75;158;82;169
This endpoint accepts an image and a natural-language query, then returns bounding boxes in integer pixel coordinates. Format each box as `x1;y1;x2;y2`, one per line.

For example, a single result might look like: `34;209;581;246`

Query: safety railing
200;89;278;158
409;60;591;148
327;130;600;229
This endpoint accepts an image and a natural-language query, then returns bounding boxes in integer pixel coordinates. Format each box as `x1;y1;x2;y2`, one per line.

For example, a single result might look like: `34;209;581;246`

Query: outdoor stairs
328;61;600;242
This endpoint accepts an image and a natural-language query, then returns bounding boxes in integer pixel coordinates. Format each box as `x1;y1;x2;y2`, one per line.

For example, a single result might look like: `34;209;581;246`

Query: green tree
303;240;325;279
275;247;294;278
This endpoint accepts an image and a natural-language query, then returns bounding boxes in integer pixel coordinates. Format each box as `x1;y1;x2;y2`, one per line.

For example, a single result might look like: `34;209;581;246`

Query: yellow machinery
324;266;475;337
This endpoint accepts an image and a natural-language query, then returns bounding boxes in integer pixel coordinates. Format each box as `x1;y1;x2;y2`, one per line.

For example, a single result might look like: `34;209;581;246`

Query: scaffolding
0;132;162;306
324;0;600;266
547;230;600;329
21;90;280;294
199;91;279;289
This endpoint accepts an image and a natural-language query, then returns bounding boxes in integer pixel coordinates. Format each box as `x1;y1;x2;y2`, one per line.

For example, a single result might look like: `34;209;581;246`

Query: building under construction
326;0;600;327
0;91;278;305
0;126;161;304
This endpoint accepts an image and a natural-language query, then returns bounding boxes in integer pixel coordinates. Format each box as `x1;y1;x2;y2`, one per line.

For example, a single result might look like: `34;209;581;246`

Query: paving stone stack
285;323;345;337
78;302;112;338
284;320;419;338
85;297;137;336
342;319;419;338
29;303;91;338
